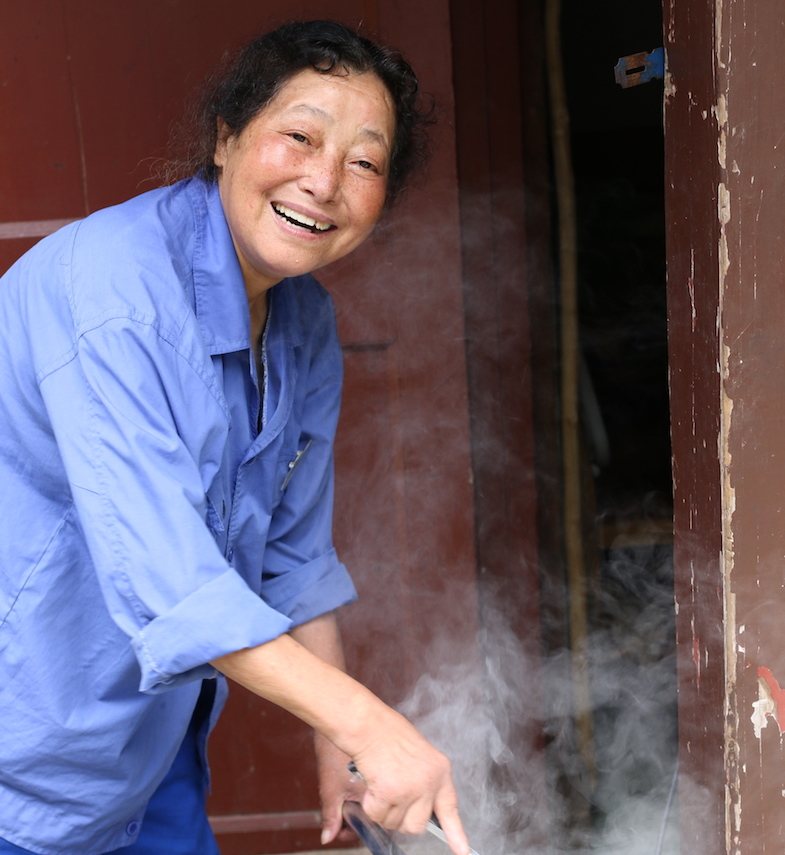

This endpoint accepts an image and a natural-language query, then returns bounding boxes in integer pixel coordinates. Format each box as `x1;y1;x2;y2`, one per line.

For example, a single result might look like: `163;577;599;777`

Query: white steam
392;543;712;855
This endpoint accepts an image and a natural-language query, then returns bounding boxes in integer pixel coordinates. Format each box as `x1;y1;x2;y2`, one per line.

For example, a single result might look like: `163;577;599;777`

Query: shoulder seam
37;315;230;422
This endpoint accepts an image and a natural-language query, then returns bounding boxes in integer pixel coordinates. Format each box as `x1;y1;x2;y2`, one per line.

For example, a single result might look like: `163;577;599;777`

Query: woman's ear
214;118;232;169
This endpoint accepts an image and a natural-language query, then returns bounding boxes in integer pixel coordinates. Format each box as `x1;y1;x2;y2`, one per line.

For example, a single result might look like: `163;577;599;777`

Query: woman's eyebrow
287;103;332;122
357;127;390;151
286;103;390;150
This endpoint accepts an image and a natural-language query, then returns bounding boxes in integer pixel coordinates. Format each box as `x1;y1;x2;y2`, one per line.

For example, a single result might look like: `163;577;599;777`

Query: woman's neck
248;290;270;346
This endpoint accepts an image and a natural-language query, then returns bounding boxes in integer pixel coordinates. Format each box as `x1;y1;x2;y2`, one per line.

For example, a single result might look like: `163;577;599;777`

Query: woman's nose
298;154;342;202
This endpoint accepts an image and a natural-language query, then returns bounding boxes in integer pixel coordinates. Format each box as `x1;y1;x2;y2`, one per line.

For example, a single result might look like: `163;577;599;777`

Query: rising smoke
390;542;711;855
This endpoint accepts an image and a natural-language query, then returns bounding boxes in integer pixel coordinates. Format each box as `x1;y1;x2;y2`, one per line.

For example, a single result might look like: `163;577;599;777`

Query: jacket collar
187;177;304;355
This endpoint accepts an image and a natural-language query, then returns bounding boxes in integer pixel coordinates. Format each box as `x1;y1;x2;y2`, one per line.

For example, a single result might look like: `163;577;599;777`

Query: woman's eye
289;132;309;144
356;160;378;172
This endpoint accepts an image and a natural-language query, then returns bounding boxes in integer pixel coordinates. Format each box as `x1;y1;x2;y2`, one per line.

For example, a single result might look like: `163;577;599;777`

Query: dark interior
552;1;679;847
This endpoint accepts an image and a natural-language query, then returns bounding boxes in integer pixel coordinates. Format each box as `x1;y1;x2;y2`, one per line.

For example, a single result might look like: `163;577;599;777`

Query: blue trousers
0;714;220;855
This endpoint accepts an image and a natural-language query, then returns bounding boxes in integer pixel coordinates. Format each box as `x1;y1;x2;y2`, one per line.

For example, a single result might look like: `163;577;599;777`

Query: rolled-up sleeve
38;316;293;693
261;293;357;626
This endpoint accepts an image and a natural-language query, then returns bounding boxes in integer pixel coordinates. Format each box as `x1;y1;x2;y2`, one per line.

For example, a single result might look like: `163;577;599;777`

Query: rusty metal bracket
614;47;664;88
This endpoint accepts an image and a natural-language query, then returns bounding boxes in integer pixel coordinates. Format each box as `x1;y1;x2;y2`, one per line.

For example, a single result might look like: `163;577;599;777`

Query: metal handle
342;800;408;855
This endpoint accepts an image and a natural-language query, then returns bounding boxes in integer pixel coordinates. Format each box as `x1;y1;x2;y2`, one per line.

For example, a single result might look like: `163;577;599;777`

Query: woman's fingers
360;791;406;832
341;706;471;853
433;788;471;855
358;754;470;855
362;789;470;855
314;735;364;844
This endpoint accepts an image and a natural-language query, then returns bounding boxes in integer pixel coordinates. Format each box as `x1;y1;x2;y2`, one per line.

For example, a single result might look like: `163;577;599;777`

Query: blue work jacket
0;177;356;854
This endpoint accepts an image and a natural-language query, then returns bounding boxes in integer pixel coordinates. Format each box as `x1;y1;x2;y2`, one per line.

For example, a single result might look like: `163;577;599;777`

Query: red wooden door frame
665;0;785;850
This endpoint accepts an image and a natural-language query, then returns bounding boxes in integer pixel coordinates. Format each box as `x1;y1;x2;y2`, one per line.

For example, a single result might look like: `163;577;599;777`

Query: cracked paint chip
752;667;785;737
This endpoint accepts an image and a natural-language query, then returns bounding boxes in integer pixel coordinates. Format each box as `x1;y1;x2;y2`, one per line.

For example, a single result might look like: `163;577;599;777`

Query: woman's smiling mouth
272;203;335;233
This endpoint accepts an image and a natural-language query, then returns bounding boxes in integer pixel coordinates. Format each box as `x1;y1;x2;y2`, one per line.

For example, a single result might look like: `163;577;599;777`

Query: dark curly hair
181;20;432;206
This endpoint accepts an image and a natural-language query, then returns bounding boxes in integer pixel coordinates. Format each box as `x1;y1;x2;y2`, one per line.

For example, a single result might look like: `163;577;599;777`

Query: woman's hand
348;706;468;854
212;625;471;855
287;615;363;844
314;733;364;845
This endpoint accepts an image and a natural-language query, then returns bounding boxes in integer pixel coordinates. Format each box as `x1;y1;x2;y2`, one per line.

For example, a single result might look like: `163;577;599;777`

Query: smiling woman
0;19;470;855
185;20;430;206
214;69;394;312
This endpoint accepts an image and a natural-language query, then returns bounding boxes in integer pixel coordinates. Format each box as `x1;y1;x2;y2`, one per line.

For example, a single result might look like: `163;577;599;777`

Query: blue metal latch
614;47;664;88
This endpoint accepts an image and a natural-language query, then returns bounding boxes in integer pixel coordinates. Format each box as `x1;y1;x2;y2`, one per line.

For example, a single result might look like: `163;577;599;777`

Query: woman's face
214;68;395;298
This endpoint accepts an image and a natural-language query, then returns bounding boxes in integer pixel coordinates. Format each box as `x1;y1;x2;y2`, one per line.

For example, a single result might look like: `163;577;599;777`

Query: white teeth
273;203;332;232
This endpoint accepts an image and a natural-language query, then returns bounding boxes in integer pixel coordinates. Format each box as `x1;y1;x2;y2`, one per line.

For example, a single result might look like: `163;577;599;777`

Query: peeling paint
720;394;738;855
688;248;696;331
715;92;729;126
715;94;729;169
734;799;742;845
715;0;725;70
718;136;738;844
690;560;700;689
663;67;676;103
718;182;731;227
753;668;785;736
718;183;731;284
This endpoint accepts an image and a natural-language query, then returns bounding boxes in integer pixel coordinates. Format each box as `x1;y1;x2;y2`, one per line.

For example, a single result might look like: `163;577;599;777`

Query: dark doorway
552;0;679;849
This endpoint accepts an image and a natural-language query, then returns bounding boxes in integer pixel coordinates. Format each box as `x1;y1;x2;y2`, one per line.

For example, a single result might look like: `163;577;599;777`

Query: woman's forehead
263;68;395;142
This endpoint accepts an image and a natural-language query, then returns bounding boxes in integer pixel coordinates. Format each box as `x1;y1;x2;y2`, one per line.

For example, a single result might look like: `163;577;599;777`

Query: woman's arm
211;634;469;855
289;611;345;670
289;614;362;845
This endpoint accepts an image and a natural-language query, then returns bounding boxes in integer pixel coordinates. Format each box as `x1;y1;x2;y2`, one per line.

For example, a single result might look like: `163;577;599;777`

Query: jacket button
126;820;141;836
227;547;234;563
